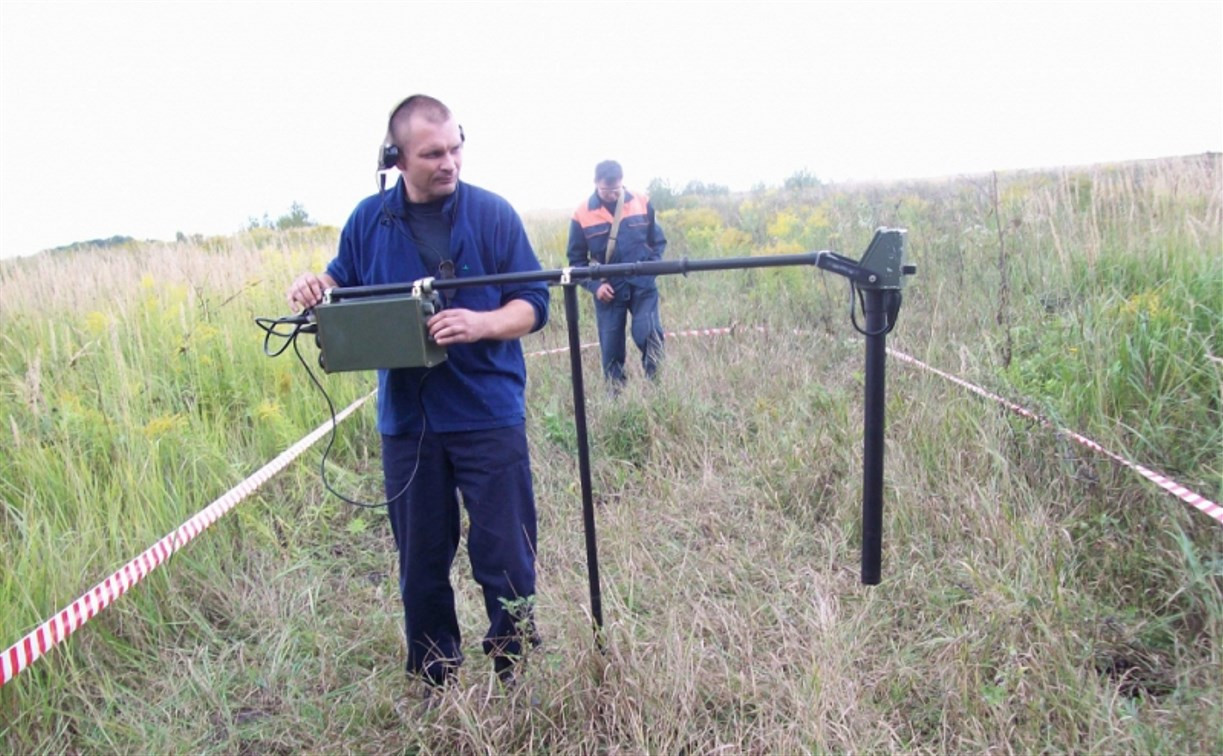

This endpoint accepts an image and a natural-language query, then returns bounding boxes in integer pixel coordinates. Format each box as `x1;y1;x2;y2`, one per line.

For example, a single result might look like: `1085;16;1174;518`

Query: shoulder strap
605;190;625;263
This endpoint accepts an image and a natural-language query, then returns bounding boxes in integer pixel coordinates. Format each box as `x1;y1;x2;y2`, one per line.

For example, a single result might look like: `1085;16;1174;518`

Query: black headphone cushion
381;143;400;171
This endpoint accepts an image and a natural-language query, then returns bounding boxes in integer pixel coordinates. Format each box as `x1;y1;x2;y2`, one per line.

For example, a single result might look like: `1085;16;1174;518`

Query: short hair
594;160;623;183
387;94;452;147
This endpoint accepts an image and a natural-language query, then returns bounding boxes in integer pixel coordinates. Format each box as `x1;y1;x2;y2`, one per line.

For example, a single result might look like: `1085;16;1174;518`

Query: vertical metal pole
860;289;888;585
563;285;604;633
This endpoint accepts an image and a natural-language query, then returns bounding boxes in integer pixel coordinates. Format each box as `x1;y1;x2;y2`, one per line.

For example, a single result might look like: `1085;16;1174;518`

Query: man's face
395;114;463;203
596;178;622;205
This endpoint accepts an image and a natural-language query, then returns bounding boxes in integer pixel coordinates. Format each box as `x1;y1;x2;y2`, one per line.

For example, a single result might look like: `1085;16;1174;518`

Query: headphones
379;95;466;171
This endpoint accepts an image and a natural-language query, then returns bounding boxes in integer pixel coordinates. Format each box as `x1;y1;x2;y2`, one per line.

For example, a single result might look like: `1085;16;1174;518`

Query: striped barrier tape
0;340;599;687
0;340;606;687
882;347;1222;525
664;326;1219;524
663;325;1220;523
4;324;1217;687
490;327;1221;524
527;342;598;357
1;391;375;688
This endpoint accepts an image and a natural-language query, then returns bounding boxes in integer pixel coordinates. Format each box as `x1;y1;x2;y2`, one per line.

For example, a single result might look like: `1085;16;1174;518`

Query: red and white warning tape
5;325;1218;687
537;325;1220;524
882;347;1222;524
0;391;374;688
0;339;641;686
526;342;598;357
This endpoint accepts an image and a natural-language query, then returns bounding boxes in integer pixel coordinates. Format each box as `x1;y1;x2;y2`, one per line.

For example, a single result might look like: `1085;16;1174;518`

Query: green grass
1;154;1220;753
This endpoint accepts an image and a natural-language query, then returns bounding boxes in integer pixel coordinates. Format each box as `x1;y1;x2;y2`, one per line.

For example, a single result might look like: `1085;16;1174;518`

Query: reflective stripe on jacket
566;189;667;292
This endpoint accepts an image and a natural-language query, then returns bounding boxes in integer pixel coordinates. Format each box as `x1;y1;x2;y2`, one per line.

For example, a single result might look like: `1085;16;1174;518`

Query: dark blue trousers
381;424;537;684
594;282;665;382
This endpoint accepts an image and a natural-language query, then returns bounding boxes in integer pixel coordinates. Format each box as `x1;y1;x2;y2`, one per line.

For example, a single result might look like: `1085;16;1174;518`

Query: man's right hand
287;272;338;311
596;282;615;303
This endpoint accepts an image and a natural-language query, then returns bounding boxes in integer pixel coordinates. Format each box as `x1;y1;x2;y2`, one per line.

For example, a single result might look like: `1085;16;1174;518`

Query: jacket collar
385;175;463;222
587;188;634;211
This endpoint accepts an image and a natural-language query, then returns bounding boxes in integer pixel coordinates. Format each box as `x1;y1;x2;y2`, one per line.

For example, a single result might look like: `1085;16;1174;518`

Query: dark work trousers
594;282;665;383
381;424;538;685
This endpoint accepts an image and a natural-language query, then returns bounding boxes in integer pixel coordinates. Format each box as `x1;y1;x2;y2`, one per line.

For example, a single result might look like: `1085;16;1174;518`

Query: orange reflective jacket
566;189;667;292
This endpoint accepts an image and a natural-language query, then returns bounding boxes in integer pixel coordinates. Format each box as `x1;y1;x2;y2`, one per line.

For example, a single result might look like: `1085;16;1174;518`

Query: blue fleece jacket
326;179;549;435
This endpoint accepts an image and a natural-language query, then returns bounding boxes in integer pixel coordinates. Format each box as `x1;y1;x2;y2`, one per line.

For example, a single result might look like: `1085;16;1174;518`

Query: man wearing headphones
567;160;668;386
287;95;548;695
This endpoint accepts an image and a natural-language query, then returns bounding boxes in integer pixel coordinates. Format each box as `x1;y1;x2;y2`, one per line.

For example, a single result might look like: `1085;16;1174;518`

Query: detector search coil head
855;228;916;290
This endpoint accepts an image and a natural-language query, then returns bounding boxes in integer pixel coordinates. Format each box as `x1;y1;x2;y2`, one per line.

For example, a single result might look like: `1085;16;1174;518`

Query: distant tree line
48;235;137;253
646;169;822;211
43;202;319;254
246;201;316;231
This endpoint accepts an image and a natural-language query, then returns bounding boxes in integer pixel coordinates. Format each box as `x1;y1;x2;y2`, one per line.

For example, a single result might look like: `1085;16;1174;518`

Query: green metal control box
312;295;447;373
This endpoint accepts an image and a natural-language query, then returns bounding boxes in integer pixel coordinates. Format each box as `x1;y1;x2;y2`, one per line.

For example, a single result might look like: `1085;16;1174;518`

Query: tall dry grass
1;155;1220;753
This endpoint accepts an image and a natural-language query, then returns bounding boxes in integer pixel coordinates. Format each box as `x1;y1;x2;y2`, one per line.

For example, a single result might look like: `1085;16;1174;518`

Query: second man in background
567;160;668;386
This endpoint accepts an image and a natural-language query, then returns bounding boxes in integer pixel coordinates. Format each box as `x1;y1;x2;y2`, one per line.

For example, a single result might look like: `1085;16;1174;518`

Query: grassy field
1;154;1220;753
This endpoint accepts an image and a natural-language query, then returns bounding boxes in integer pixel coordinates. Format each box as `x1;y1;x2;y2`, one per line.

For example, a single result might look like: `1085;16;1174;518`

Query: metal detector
276;228;915;635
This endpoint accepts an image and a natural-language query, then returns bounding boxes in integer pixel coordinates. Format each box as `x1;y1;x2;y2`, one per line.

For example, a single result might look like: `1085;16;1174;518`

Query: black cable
378;178;456;300
379;173;419;249
255;311;432;510
255;313;312;357
849;282;900;337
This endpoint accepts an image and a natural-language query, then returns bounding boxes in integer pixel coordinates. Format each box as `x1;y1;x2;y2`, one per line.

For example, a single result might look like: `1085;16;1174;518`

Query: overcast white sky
1;1;1219;259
